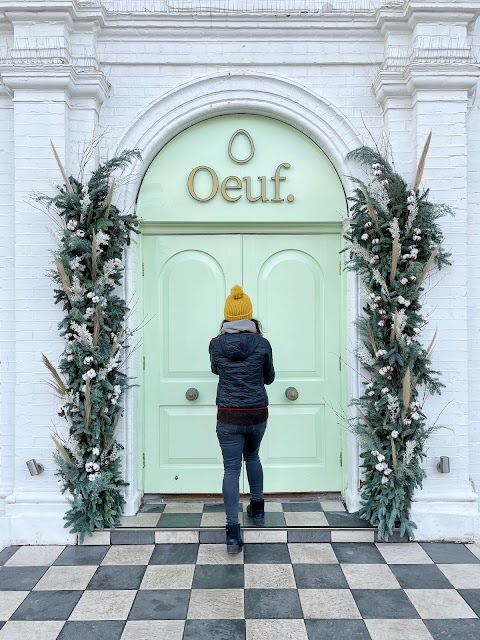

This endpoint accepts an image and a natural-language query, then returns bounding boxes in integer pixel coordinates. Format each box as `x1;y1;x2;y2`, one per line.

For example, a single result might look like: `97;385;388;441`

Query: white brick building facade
1;0;480;547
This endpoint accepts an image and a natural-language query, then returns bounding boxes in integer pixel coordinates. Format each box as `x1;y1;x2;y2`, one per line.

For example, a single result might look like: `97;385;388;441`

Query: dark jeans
216;420;267;525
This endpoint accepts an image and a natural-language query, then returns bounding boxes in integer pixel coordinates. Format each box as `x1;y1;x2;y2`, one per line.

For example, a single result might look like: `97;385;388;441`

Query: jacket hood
217;332;262;362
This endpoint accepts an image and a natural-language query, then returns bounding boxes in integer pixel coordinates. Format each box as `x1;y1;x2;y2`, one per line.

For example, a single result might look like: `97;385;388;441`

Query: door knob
285;387;299;401
185;388;199;401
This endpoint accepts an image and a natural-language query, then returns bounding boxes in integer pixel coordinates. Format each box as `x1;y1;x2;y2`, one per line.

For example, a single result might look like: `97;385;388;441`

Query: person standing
209;285;275;554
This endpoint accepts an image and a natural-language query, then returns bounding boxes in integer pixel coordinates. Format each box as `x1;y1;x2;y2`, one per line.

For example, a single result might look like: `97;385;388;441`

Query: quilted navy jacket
209;331;275;408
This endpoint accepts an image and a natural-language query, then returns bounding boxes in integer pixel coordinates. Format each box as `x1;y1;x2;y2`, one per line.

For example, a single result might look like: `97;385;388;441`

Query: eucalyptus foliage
41;148;141;540
344;140;451;540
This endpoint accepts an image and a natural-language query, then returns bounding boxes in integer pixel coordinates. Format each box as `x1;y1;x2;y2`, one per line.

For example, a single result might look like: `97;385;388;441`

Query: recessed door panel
242;235;342;491
143;235;242;493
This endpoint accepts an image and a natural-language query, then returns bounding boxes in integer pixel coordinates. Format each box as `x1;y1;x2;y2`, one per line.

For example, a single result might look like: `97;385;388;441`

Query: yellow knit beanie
224;285;253;321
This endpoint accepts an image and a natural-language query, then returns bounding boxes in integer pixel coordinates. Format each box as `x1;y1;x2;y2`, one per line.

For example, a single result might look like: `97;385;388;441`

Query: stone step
80;527;409;545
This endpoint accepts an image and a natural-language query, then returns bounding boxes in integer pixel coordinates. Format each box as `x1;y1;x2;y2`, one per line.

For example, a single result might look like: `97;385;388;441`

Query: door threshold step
79;527;409;545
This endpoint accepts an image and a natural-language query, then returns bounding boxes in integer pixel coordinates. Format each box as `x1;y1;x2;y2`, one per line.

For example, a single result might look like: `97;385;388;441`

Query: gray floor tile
53;546;110;566
183;619;245;639
305;619;370;639
157;513;203;528
245;588;303;618
203;503;237;513
458;589;480;616
332;543;386;564
420;544;480;564
424;619;480;639
139;504;166;513
149;544;199;565
0;567;48;591
351;589;420;619
244;543;291;564
390;564;454;589
288;531;331;543
58;620;125;639
10;590;82;620
110;531;155;545
324;512;373;528
243;512;286;527
128;589;190;620
0;547;20;566
293;564;349;589
282;502;323;512
192;564;244;589
87;565;146;590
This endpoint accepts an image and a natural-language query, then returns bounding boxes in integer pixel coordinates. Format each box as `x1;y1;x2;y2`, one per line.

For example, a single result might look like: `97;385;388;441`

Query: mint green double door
143;233;342;494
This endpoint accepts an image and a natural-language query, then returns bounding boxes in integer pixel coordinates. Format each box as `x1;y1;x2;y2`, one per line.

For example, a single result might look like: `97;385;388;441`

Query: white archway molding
115;71;363;515
115;71;362;200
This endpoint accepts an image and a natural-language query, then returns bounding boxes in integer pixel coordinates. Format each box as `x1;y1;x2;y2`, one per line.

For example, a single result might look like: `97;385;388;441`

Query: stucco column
1;67;109;545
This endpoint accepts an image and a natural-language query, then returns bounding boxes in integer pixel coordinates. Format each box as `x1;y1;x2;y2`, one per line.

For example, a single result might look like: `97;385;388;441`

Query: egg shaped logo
187;129;294;204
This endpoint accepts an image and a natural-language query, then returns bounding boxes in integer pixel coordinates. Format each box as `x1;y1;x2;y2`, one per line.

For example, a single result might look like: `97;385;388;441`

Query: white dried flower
404;439;417;465
377;454;385;462
69;275;86;303
403;418;412;426
400;277;408;285
391;430;399;438
367;390;375;396
67;219;78;231
92;462;100;472
75;230;85;238
381;476;390;484
384;467;392;476
361;233;369;240
375;462;387;471
92;447;100;456
411;412;420;420
381;387;389;395
378;320;385;327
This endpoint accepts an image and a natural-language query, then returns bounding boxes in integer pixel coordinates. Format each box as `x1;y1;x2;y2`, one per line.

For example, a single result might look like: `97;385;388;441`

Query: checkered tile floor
1;541;480;639
126;498;364;529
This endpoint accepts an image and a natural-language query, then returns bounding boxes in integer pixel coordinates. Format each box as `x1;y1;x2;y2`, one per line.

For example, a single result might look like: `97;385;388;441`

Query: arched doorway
136;114;347;494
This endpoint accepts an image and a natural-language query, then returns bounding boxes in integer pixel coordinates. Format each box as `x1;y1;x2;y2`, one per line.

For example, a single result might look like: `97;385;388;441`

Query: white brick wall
0;0;479;546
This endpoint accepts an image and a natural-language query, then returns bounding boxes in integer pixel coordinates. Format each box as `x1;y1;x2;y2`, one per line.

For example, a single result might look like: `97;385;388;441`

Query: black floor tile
293;564;349;589
156;513;203;528
425;619;480;640
332;543;386;564
305;619;370;640
244;543;291;564
458;589;480;617
288;530;331;543
0;546;20;565
243;512;286;527
53;545;110;566
282;502;323;512
203;503;236;513
129;589;190;620
192;564;244;589
390;564;454;589
149;543;199;565
58;620;125;640
420;543;480;564
139;503;166;513
324;512;372;528
245;588;303;618
351;588;420;619
200;531;224;544
110;530;155;545
0;566;48;590
10;590;82;620
183;619;245;639
87;565;146;590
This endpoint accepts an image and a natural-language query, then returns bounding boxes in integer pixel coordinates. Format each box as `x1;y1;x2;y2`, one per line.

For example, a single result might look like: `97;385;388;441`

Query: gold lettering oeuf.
186;131;294;203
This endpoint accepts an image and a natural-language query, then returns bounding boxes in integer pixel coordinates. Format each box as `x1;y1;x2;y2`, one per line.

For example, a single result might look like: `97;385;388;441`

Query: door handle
185;388;199;401
285;387;299;401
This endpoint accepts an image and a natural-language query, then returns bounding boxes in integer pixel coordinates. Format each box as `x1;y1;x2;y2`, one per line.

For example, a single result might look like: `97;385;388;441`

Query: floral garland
41;146;141;540
344;137;451;540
